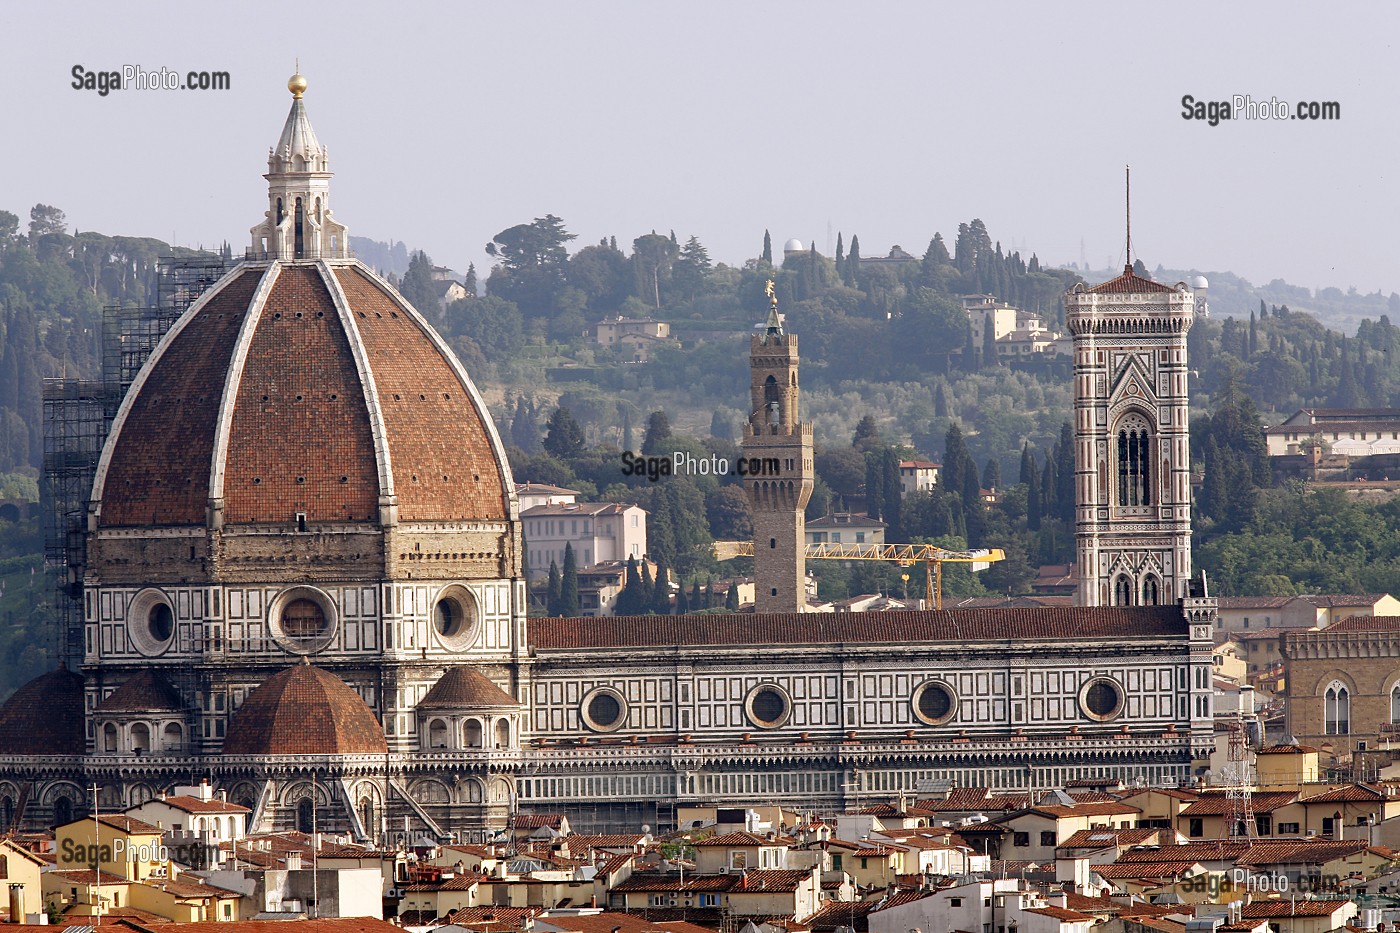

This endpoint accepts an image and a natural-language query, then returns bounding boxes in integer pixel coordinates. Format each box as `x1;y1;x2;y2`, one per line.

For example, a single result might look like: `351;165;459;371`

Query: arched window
464;719;483;748
296;798;315;834
1114;575;1134;607
360;797;376;835
495;718;511;748
130;723;150;754
764;376;780;425
161;722;183;753
1391;684;1400;724
427;718;448;749
1142;576;1160;606
1116;416;1153;506
53;797;73;826
0;795;13;832
1325;682;1350;735
102;722;119;753
294;197;305;259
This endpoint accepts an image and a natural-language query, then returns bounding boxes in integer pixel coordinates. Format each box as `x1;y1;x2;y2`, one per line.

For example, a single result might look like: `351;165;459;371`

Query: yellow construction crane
713;541;1005;609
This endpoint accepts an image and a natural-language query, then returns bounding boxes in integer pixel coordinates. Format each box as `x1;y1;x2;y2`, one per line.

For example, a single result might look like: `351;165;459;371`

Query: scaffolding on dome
42;252;236;665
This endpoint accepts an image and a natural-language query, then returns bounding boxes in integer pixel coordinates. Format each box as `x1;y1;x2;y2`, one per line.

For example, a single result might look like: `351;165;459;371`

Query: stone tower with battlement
743;288;814;613
1065;266;1196;607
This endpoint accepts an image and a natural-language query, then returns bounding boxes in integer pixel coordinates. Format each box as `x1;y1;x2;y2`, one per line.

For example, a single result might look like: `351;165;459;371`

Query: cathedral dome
418;666;520;710
223;664;386;756
90;77;513;531
91;262;511;528
94;669;182;712
0;668;86;756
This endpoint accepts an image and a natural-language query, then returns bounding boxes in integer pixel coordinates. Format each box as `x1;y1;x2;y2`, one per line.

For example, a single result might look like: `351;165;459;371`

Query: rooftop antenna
1124;164;1132;270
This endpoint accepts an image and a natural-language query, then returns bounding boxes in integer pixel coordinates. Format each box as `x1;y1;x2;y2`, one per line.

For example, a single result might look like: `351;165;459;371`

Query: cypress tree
690;580;702;611
546;561;562;617
982;457;1001;491
834;232;844;278
1019;443;1035;486
677;584;689;615
1027;466;1042;531
651;558;671;614
762;230;772;265
641;562;654;611
725;583;740;611
618;556;642;615
561;544;579;617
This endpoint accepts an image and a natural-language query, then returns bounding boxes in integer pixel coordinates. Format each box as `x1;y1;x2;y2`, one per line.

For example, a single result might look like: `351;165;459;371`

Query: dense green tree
762;230;772;265
651;556;671;614
632;232;678;308
542;406;586;459
852;415;881;452
725;583;740;611
642;411;672;456
672;235;712;302
399;250;441;319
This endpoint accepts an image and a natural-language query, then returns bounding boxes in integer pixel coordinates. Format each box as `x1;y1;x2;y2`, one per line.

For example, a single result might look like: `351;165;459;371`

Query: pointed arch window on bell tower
1113;574;1134;606
764;375;780;426
1115;416;1153;507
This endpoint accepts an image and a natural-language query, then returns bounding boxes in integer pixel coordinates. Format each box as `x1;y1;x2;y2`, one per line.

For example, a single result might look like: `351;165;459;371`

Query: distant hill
1065;263;1400;335
350;236;412;278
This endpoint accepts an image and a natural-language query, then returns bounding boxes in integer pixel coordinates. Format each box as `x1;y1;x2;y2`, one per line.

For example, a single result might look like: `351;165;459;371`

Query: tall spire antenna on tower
1125;164;1132;270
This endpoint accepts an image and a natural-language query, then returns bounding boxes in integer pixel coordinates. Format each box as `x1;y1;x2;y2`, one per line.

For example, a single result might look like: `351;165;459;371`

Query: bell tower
1065;265;1195;607
250;71;349;260
743;282;814;613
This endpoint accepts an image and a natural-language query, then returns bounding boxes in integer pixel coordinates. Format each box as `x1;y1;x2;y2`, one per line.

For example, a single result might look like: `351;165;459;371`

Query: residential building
898;460;940;496
1283;616;1400;755
1264;407;1400;456
805;512;886;546
521;502;647;581
593;317;670;348
516;484;579;511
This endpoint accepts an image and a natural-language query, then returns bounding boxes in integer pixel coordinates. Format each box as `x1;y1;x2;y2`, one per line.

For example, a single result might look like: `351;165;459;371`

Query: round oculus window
913;681;957;725
432;585;482;650
745;684;792;729
127;588;176;657
1080;676;1125;721
268;586;337;655
581;687;626;732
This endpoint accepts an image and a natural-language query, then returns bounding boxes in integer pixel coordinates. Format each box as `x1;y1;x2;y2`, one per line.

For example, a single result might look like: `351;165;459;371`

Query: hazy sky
3;1;1395;293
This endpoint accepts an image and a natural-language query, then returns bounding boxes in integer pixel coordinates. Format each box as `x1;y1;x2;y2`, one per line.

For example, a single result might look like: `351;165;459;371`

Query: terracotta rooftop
222;664;386;756
1084;267;1177;294
1314;615;1400;633
1058;828;1158;849
1299;783;1388;804
146;794;250;815
1240;900;1350;919
418;666;520;709
529;606;1186;650
95;670;183;713
1179;791;1299;815
0;667;85;756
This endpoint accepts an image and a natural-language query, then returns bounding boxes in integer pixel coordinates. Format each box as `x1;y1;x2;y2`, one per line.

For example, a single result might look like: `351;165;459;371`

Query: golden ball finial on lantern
288;72;307;99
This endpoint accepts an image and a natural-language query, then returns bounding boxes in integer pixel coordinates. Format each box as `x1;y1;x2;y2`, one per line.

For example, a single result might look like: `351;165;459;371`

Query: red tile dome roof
418;666;520;710
222;664;386;756
0;668;86;755
93;262;511;528
94;670;183;713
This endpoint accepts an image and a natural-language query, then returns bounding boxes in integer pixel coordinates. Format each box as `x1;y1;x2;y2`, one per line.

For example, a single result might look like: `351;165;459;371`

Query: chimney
8;884;24;926
286;851;303;872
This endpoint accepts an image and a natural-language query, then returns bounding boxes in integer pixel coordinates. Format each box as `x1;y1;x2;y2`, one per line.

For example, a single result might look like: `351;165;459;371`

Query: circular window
127;588;175;656
268;586;337;655
913;681;958;726
431;585;482;650
745;684;792;729
581;687;627;733
1080;676;1125;722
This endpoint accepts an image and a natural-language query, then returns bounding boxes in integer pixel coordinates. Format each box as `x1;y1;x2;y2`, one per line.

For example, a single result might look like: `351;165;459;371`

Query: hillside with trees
5;199;1400;692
